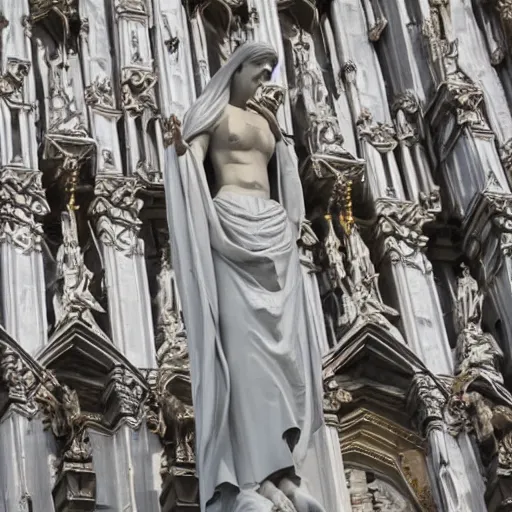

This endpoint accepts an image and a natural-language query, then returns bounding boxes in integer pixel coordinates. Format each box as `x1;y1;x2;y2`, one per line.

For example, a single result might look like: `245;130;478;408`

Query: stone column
463;192;512;382
80;0;123;176
373;200;453;374
0;1;49;354
0;5;56;510
153;2;201;507
88;175;155;367
408;373;487;511
329;0;405;206
0;328;57;512
83;9;161;506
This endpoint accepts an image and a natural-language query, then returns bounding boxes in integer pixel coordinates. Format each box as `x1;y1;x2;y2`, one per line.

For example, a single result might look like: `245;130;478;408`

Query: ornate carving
285;23;351;159
0;169;50;253
161;115;177;149
121;68;158;115
134;160;162;186
36;371;96;511
340;410;433;510
38;373;92;463
323;379;351;428
392;91;420;146
446;265;512;479
408;373;446;436
84;77;116;111
88;176;145;256
0;59;31;103
246;83;285;140
444;73;487;128
151;247;196;465
115;0;147;15
500;139;512;178
0;347;38;415
52;208;106;333
40;46;89;137
102;365;145;426
321;214;347;289
497;0;512;22
374;200;434;265
489;192;512;237
29;0;79;22
357;108;397;152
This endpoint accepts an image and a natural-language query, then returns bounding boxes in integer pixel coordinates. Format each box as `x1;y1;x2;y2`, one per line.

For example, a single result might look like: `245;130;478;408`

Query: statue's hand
168;114;187;156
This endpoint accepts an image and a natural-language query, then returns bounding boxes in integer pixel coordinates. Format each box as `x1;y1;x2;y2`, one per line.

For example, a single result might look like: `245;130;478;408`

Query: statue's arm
188;133;211;162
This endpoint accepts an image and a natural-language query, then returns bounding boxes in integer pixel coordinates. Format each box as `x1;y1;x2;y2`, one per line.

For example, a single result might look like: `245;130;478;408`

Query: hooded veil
163;42;325;510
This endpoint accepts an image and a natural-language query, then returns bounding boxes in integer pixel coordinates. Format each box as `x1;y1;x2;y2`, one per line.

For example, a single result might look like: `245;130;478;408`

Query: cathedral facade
1;0;512;511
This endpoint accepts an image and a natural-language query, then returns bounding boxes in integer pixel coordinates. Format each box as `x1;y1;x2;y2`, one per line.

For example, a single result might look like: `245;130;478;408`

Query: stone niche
339;408;436;512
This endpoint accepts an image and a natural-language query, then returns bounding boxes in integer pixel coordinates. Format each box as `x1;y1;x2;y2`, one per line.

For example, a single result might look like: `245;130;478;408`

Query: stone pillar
79;0;123;177
153;2;201;507
0;331;57;512
373;200;453;374
0;169;49;351
88;175;155;367
0;1;49;354
77;8;162;507
408;373;487;511
463;192;512;381
0;4;56;510
329;0;405;206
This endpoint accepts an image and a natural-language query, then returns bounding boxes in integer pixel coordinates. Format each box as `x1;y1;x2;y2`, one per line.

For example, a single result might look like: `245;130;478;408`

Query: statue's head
229;52;277;108
182;42;279;143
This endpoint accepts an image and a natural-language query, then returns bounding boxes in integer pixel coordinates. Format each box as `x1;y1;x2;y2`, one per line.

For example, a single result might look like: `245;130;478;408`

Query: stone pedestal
52;462;96;512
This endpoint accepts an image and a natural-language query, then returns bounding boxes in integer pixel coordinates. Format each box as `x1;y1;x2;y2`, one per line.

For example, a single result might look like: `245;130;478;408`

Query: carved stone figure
52;207;105;332
164;42;325;512
447;264;512;480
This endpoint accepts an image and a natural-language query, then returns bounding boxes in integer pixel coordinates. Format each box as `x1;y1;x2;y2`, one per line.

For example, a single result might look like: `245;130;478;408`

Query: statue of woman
164;42;326;512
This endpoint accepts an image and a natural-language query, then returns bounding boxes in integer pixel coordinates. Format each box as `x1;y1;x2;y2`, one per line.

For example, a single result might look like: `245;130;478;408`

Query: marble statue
163;42;326;512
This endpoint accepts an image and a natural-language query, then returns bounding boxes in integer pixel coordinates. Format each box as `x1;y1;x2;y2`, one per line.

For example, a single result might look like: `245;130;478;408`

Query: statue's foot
278;478;325;512
259;480;296;512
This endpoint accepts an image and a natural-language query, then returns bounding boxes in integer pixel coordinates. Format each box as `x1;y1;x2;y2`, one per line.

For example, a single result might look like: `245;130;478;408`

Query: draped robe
163;137;326;511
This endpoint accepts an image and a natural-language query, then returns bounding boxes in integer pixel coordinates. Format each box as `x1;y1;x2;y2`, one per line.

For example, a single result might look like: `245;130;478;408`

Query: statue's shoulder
210;105;231;135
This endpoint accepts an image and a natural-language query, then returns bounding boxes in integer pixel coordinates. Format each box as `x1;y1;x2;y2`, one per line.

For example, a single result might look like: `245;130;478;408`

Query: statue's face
231;57;274;105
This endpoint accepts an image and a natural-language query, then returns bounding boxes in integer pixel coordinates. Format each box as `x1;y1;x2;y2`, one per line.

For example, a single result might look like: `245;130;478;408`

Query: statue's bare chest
212;106;275;158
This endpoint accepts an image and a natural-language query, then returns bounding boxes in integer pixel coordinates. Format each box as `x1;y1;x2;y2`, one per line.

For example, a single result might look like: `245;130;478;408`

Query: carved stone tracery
121;68;158;115
84;78;116;112
0;346;38;416
374;200;434;268
0;59;31;103
0;169;50;253
357;108;397;153
88;176;145;256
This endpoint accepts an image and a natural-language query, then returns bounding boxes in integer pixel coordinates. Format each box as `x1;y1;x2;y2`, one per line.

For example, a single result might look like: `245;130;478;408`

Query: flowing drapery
163;139;325;510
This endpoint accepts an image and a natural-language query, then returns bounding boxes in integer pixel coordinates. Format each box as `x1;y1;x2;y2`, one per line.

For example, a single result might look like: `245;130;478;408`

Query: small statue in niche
165;42;326;512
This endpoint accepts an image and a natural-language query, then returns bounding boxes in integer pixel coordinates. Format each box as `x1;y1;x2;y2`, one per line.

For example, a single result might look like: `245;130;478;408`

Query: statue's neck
229;87;249;109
